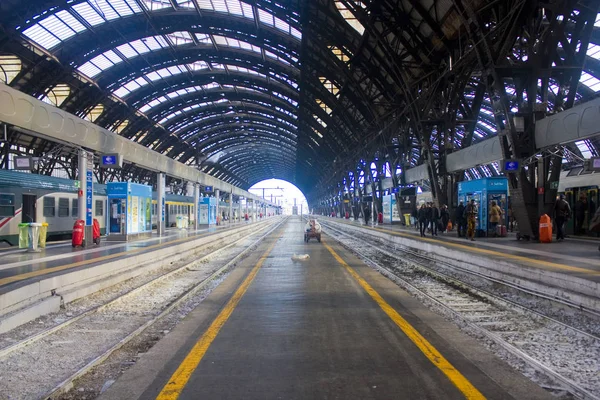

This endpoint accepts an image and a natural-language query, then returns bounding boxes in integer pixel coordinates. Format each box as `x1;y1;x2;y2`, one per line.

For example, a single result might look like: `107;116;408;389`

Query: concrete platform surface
333;217;600;282
0;221;257;293
101;219;551;400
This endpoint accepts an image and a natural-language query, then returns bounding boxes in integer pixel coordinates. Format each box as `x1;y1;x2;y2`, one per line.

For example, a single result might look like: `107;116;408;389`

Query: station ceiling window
113;120;129;134
0;55;21;84
40;84;71;107
328;46;351;63
334;1;366;35
84;104;105;123
319;77;340;97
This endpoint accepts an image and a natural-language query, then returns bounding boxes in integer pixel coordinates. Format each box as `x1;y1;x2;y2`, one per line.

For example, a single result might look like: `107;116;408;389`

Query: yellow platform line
324;241;486;400
353;222;599;275
0;233;211;287
156;238;278;400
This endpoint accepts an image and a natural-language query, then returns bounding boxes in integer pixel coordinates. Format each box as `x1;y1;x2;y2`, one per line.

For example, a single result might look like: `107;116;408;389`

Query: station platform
328;217;600;282
0;225;239;293
101;218;550;400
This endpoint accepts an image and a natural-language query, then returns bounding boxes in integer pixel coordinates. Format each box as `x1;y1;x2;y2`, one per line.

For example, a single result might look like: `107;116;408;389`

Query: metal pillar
157;173;165;235
78;150;93;247
215;189;220;224
194;183;200;230
238;198;242;222
229;191;233;225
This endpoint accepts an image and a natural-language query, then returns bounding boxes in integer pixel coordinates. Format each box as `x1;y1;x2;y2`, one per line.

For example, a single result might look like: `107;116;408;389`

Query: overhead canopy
0;0;599;197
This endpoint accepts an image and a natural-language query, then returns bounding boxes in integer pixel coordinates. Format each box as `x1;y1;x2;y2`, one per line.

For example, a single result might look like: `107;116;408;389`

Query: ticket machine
107;182;152;241
457;177;508;236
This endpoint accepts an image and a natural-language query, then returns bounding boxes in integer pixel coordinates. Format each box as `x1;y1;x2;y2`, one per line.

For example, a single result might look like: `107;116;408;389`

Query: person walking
430;203;440;236
465;199;478;241
418;204;428;237
455;201;465;237
488;200;503;237
575;194;587;235
554;194;571;242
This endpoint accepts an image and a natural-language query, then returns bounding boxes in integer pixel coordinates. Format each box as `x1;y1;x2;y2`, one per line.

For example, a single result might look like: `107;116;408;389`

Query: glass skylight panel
587;44;600;60
92;0;120;21
72;3;105;27
580;71;600;91
23;24;61;49
575;140;593;158
143;0;172;10
38;13;82;41
166;31;193;45
114;87;131;98
117;43;139;59
195;33;212;43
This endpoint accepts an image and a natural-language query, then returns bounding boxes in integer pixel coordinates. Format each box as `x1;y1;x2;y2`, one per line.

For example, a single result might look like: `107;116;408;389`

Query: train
0;170;280;246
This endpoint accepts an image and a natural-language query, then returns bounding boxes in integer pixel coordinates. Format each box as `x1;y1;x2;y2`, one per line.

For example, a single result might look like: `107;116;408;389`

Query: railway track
0;218;285;399
321;220;600;400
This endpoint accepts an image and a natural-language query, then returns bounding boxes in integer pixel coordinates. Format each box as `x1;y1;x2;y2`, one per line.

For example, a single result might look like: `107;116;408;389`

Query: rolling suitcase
496;224;507;237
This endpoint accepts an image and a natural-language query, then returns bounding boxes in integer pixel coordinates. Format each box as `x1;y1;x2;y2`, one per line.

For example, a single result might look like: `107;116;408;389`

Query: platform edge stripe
0;231;212;287
323;242;486;400
155;238;279;400
369;225;597;274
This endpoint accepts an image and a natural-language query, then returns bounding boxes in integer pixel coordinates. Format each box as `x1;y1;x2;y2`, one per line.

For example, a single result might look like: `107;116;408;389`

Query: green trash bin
18;223;30;249
39;223;49;248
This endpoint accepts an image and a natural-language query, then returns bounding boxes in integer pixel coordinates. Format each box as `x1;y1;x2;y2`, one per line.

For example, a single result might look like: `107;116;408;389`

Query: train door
587;188;598;236
22;194;36;223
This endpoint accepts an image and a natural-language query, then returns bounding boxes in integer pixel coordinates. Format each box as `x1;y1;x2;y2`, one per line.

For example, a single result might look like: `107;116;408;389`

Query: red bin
378;212;383;224
72;219;85;248
539;214;552;243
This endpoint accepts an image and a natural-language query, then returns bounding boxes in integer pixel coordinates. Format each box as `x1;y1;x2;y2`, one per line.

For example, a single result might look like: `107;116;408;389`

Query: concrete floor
101;218;552;400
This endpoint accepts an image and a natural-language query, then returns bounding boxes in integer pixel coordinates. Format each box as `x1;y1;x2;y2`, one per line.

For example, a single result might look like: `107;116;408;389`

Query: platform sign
86;159;93;226
502;159;520;173
205;186;213;192
13;156;32;170
391;187;399;194
100;153;123;169
590;157;600;171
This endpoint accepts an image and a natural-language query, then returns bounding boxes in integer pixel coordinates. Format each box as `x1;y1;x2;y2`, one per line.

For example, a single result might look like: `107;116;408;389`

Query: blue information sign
503;160;520;172
205;186;213;192
103;155;116;165
86;170;93;225
391;187;399;194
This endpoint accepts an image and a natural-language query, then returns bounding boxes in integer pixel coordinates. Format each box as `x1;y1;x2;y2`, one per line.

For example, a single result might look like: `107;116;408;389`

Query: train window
0;193;15;217
95;200;104;216
72;199;78;217
58;198;69;217
43;197;56;217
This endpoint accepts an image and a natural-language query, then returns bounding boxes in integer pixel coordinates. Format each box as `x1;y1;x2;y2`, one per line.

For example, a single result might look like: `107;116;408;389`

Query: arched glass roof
1;0;599;197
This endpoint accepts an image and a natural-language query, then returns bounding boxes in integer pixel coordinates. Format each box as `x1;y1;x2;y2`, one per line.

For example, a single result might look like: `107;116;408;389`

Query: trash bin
404;213;411;226
29;223;42;252
539;214;552;243
18;223;29;249
176;215;183;229
39;223;49;248
72;219;85;247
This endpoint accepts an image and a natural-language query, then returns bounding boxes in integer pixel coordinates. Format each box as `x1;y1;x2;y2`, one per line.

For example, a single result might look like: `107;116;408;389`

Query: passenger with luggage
488;201;503;237
553;194;571;242
440;205;450;234
465;199;478;241
430;203;439;237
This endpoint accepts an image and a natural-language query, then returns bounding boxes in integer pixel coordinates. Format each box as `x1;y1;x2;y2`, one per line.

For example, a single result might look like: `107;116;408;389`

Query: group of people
416;203;450;237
